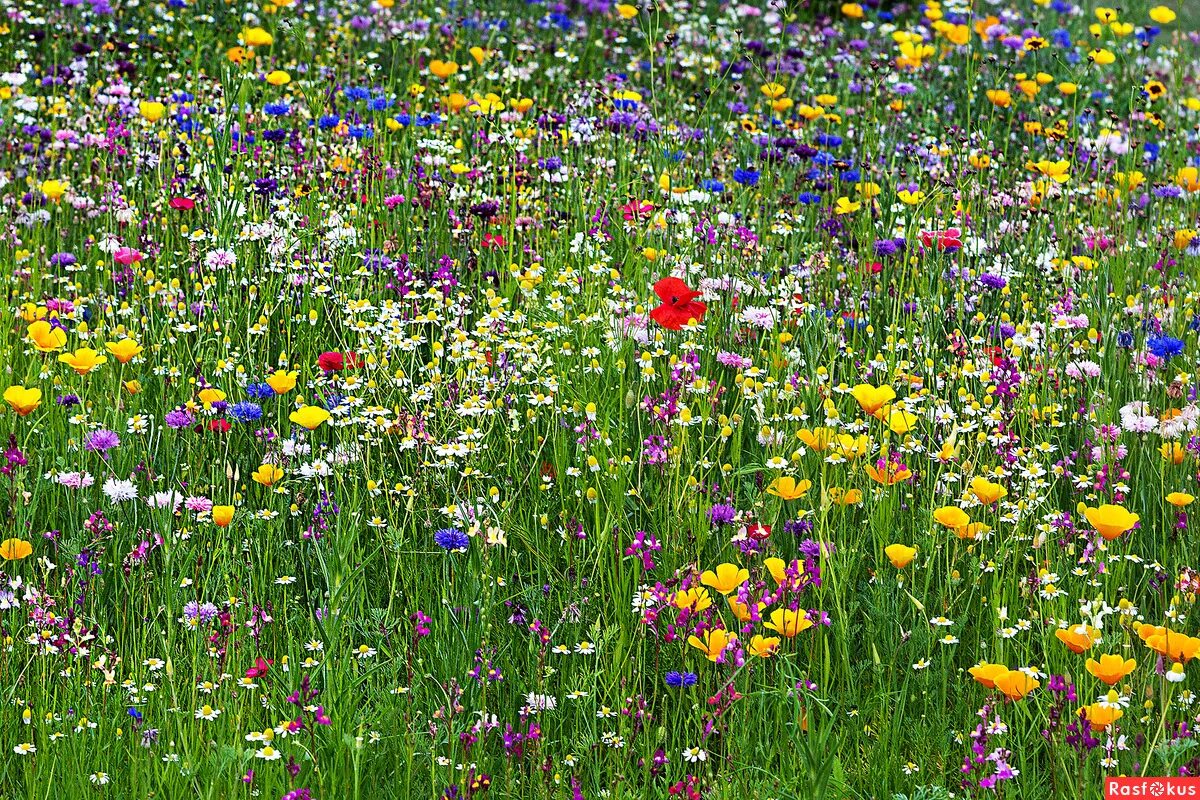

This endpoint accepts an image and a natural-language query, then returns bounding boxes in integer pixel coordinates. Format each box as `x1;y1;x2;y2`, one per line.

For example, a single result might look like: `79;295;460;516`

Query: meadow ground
1;0;1199;798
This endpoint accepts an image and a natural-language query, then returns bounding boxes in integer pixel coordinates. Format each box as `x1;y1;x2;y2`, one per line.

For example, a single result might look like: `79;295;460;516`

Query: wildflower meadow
4;0;1200;797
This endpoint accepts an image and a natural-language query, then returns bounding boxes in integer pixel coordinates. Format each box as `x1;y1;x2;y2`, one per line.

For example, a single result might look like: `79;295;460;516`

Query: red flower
649;277;707;330
481;233;506;248
207;419;232;434
919;228;962;251
620;199;655;221
318;351;360;372
745;523;772;541
169;197;196;210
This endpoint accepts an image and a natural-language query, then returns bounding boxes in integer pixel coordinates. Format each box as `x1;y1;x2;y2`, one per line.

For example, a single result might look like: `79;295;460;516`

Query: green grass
0;0;1197;798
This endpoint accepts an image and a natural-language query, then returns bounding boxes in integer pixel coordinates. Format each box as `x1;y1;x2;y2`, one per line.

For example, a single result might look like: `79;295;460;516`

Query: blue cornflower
700;178;725;193
246;383;275;401
318;114;341;129
1148;335;1185;360
733;168;760;187
434;528;470;552
228;401;263;423
264;102;290;116
665;671;698;688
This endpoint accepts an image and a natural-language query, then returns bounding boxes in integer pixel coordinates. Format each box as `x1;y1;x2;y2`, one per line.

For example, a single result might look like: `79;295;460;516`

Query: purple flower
84;429;120;455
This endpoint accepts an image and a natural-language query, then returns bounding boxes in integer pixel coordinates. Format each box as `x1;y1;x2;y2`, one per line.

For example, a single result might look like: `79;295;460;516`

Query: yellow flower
1026;159;1070;183
1089;48;1116;66
615;3;638;18
468;46;488;64
227;46;251;64
759;82;787;99
1079;702;1122;731
105;339;143;364
969;476;1007;505
1083;504;1139;541
138;101;165;122
767;476;812;501
212;506;235;528
749;635;781;658
1086;654;1137;686
797;427;835;451
266;370;298;394
687;628;735;661
40;179;67;201
428;59;458;79
841;2;863;18
696;564;746;596
4;386;41;416
851;383;895;415
240;26;274;46
1161;442;1186;465
884;543;917;569
290;405;331;430
933;506;970;530
834;196;861;215
198;388;226;408
58;348;106;376
0;538;33;561
252;464;285;487
1167;492;1195;507
1150;6;1177;24
27;320;66;353
265;70;291;86
985;89;1011;108
886;406;918;434
828;487;863;506
764;608;813;638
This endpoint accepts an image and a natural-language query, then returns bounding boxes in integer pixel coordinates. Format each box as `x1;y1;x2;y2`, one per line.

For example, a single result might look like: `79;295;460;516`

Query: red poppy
919;228;962;251
206;419;232;434
649;277;707;330
169;197;196;210
318;351;360;372
482;233;506;248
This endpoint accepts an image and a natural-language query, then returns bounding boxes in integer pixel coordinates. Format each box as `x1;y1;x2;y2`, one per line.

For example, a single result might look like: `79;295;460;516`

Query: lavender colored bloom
84;429;120;455
709;503;737;526
165;409;194;429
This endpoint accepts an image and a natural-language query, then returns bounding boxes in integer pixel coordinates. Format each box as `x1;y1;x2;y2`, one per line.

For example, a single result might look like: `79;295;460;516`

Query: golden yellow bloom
266;370;298;394
764;608;814;638
212;505;235;528
994;669;1039;700
290;405;331;430
1083;504;1139;541
3;386;41;416
699;563;748;595
428;59;458;79
105;339;143;364
40;179;67;200
139;101;165;122
1055;624;1101;654
58;348;107;376
265;70;290;86
28;320;67;353
969;661;1008;688
687;628;735;661
884;543;916;569
969;476;1007;505
851;383;895;415
748;635;781;658
252;464;285;487
240;26;274;46
767;476;812;501
0;538;33;561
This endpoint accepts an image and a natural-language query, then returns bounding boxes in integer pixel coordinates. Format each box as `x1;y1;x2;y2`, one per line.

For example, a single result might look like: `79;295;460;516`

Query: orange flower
969;661;1009;689
884;544;916;569
673;587;713;612
0;538;33;561
1055;624;1101;654
28;320;67;352
933;506;970;530
994;669;1039;700
1085;654;1137;686
1083;504;1139;541
969;476;1007;505
1079;702;1123;731
748;635;781;658
212;505;235;528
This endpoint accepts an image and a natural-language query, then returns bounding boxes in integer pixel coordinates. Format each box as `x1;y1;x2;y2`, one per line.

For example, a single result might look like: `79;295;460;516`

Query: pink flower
114;247;144;265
